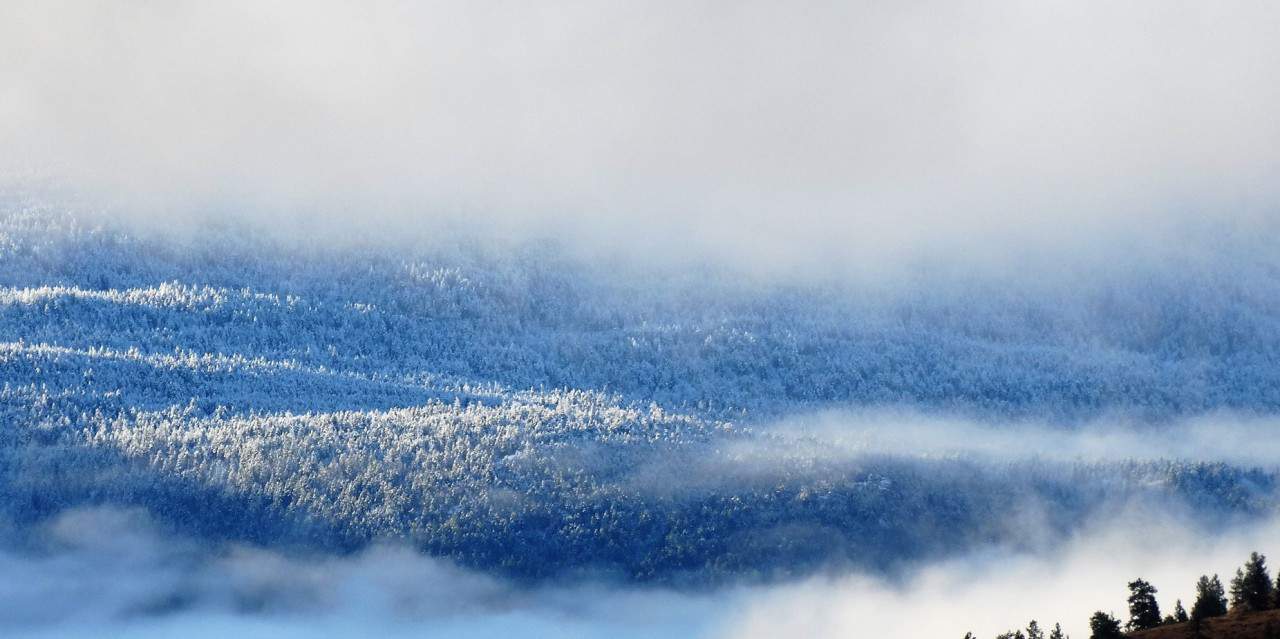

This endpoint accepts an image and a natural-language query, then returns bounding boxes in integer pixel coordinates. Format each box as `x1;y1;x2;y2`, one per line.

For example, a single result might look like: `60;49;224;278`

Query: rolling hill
4;205;1280;583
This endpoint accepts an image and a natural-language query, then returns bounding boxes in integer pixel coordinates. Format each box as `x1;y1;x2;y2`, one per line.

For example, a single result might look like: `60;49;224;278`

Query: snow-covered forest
4;205;1280;583
7;1;1280;635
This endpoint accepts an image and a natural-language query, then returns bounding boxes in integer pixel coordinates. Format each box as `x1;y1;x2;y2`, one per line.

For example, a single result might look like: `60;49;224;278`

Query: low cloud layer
8;505;1280;638
725;507;1280;638
758;410;1280;467
1;507;718;638
2;1;1278;277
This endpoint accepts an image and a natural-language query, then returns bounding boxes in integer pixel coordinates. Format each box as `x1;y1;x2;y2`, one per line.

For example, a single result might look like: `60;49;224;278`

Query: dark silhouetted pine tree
1191;574;1228;620
1240;552;1274;612
1173;599;1188;623
1088;611;1123;639
1232;567;1247;608
1026;620;1044;639
1126;578;1162;630
1048;623;1067;639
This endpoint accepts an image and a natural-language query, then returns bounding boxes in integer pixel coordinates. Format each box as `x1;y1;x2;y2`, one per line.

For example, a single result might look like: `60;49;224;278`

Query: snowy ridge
3;207;1280;582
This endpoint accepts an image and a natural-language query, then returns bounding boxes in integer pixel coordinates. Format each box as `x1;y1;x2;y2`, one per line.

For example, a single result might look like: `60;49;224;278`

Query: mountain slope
4;206;1280;582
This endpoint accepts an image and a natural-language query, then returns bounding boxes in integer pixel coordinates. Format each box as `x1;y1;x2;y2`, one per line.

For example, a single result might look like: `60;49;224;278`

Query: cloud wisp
755;410;1280;468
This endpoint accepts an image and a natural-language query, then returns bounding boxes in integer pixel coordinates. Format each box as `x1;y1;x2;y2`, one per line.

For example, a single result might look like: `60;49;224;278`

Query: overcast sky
2;1;1277;274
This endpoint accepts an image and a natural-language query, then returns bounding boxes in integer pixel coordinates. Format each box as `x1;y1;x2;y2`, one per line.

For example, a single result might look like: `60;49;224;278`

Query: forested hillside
4;205;1280;582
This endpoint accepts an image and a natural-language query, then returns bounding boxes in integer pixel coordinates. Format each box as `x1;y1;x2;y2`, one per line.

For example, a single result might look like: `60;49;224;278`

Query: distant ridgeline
3;206;1280;582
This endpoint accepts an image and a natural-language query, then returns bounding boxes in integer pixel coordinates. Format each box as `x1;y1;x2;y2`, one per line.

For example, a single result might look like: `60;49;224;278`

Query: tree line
964;551;1280;638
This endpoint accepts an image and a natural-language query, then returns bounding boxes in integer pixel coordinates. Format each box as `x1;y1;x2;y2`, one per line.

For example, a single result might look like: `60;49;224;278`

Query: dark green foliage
1126;578;1162;630
1236;552;1274;612
1231;567;1248;609
1088;611;1123;639
1048;623;1067;639
1027;620;1045;639
1160;598;1188;625
1191;574;1229;620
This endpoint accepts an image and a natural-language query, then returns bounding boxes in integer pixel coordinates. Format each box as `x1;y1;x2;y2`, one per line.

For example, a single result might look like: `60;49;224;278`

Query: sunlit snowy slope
4;206;1280;582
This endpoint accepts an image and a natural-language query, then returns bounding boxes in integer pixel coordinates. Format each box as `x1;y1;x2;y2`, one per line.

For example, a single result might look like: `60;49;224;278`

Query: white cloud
718;507;1279;638
9;505;1280;639
1;507;721;638
2;1;1277;276
757;409;1280;467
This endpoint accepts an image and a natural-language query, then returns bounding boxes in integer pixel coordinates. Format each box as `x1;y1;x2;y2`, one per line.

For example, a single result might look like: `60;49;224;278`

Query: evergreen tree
1049;623;1067;639
1239;552;1274;611
1126;578;1162;630
1191;574;1229;620
1231;567;1247;609
1027;620;1045;639
1173;599;1188;623
1088;611;1123;639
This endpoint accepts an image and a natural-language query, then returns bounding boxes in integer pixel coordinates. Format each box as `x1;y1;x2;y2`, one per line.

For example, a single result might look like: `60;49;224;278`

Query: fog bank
3;1;1278;278
9;506;1280;638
